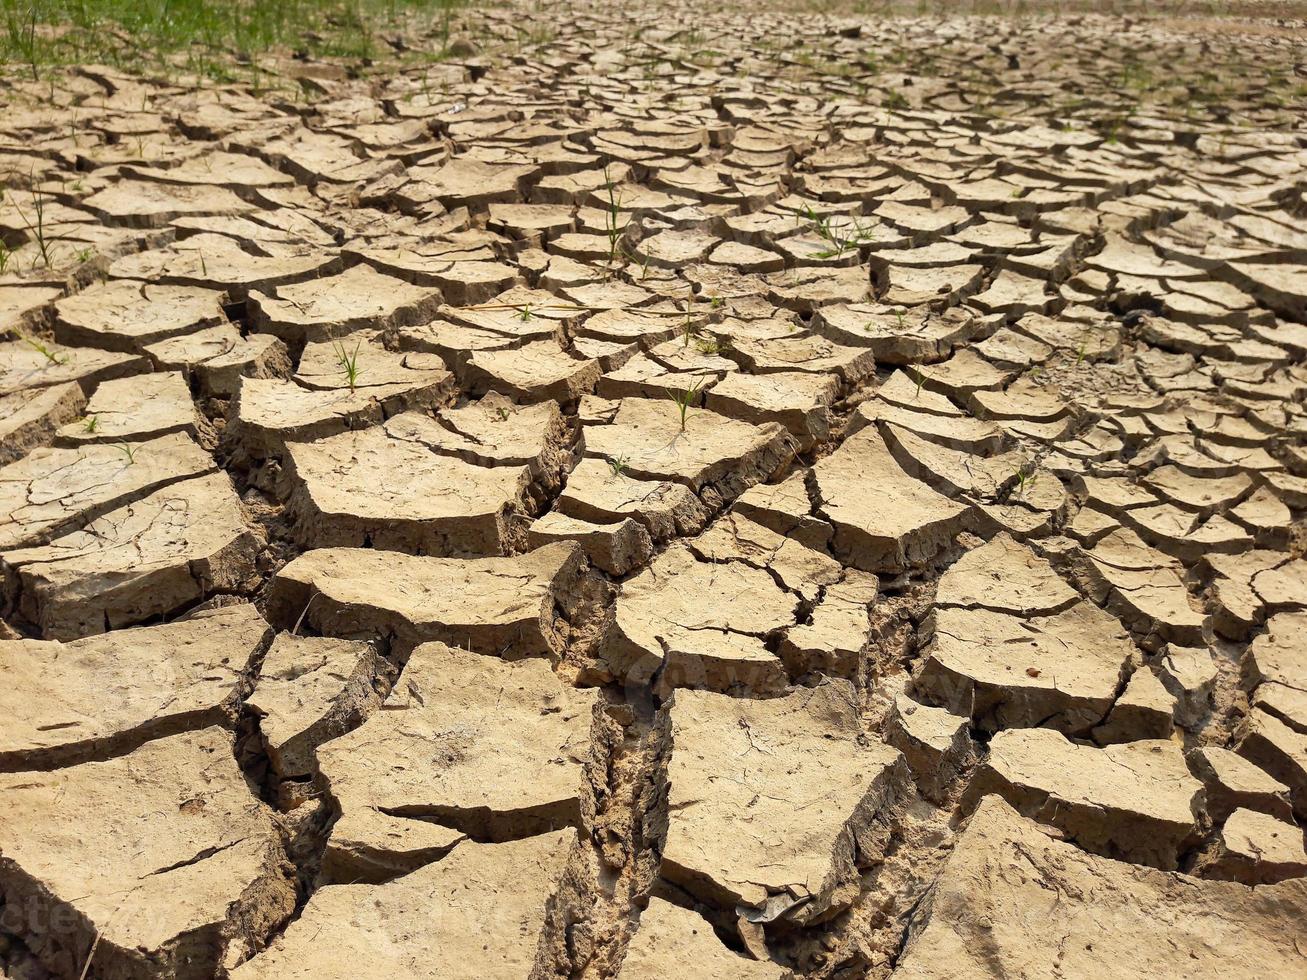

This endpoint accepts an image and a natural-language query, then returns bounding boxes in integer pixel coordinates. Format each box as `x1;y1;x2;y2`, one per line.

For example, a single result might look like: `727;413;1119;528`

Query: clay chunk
317;642;604;881
0;602;269;771
813;426;971;572
265;541;587;658
965;728;1203;869
664;681;910;927
0;727;295;980
893;796;1307;979
233;830;592;980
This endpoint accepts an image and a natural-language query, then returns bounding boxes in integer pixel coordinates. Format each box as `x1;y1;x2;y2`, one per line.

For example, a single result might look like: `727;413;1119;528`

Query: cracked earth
2;1;1307;977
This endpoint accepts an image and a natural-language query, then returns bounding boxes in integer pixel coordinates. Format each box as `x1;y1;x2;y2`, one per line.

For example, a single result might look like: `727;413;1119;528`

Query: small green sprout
333;338;363;392
911;367;926;399
16;176;56;270
694;334;727;356
83;414;100;433
116;442;137;465
1013;462;1039;496
1076;331;1090;365
606;454;628;478
20;334;67;365
602;165;627;268
669;377;708;432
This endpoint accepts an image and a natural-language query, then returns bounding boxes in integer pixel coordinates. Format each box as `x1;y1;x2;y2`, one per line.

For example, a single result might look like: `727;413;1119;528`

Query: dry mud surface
2;2;1307;977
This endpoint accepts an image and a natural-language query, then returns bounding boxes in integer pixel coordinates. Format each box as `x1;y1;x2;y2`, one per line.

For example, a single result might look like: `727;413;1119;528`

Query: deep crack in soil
1;0;1307;977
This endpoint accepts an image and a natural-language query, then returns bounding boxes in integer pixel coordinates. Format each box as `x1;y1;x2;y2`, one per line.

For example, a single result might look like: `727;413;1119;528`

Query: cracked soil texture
2;0;1307;977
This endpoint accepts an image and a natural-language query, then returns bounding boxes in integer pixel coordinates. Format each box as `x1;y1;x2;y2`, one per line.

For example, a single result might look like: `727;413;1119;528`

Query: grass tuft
668;377;708;432
332;337;364;392
0;0;469;83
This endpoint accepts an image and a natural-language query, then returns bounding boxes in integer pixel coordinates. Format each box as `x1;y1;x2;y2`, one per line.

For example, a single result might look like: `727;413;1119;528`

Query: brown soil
1;1;1306;977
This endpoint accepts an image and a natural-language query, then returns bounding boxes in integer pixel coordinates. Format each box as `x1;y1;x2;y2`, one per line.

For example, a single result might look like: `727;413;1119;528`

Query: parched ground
2;1;1307;977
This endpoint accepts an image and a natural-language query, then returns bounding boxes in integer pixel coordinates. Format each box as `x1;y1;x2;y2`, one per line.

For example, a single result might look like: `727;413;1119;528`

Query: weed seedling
4;2;38;80
893;308;907;331
116;442;137;465
1075;330;1090;365
602;165;627;268
16;177;56;270
1012;463;1039;496
806;209;874;260
20;334;67;365
680;286;696;349
911;367;926;399
83;415;100;433
606;454;628;478
669;377;708;432
517;303;534;321
333;338;363;391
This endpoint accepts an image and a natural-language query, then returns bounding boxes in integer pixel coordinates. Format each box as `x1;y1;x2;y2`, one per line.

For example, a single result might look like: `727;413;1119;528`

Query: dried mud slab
245;632;384;784
0;382;86;465
232;830;593;980
1243;611;1307;733
227;368;454;460
0;603;269;770
0;727;295;979
319;642;605;880
618;898;785;979
248;263;443;345
108;234;341;300
146;323;292;398
813;426;972;573
265;540;587;657
1238;708;1307;819
0;431;214;549
894;796;1307;978
581;396;793;504
53;280;228;353
601;540;798;693
663;680;910;928
0;339;147;398
1;470;263;639
964;728;1203;869
555;458;711;543
934;533;1077;616
1193;807;1307;885
283;421;534;556
914;601;1136;735
54;371;201;444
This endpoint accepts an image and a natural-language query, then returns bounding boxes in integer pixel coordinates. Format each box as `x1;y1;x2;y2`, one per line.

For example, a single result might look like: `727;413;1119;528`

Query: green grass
669;377;708;432
0;0;468;84
332;337;363;391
